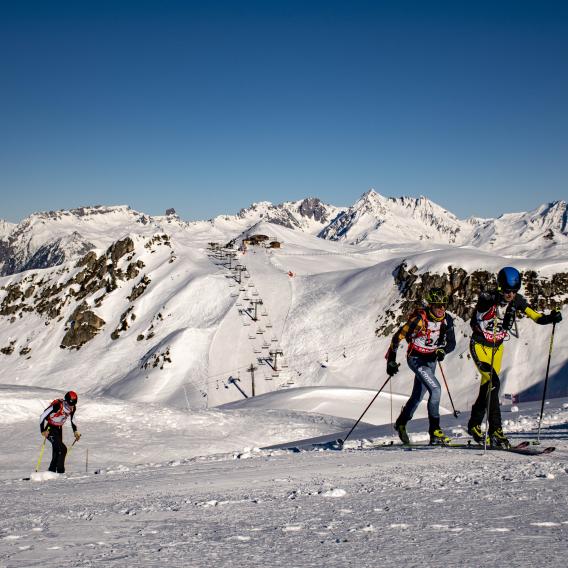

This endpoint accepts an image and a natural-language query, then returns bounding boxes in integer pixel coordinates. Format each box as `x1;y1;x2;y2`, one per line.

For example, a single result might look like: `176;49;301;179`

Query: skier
468;267;562;448
39;391;81;474
386;288;456;445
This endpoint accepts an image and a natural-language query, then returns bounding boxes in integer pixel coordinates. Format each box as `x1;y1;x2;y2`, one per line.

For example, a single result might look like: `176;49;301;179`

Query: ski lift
265;320;273;328
257;327;265;334
248;333;256;340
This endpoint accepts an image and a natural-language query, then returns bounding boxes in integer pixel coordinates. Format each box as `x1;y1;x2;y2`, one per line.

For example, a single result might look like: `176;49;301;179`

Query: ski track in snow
1;438;567;567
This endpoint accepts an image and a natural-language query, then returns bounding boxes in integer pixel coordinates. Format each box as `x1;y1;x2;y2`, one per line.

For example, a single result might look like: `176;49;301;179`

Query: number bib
478;305;509;343
410;319;443;354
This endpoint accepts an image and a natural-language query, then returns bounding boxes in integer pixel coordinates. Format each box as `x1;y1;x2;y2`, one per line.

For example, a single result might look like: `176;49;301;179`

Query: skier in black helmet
386;287;456;445
468;267;562;448
39;391;81;474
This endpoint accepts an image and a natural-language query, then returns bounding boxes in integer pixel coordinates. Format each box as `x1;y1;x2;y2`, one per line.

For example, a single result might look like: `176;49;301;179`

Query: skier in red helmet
39;391;81;474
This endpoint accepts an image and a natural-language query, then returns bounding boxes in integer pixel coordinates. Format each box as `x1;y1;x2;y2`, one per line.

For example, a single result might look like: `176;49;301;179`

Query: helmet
64;391;78;405
497;267;521;292
425;287;448;321
425;287;448;306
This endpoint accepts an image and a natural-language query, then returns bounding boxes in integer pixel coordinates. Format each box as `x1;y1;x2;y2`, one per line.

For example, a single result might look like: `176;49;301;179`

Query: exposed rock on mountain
231;197;343;234
61;302;106;349
376;262;568;336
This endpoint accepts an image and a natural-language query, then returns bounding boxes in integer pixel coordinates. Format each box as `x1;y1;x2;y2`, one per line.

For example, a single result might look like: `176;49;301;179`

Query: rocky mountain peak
319;190;465;244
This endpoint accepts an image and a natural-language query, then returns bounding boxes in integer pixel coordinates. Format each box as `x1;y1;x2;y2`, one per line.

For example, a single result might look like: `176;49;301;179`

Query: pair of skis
297;439;555;456
362;439;556;456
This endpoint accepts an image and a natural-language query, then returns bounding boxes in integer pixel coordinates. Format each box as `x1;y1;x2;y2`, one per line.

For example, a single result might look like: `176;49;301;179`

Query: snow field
1;437;567;567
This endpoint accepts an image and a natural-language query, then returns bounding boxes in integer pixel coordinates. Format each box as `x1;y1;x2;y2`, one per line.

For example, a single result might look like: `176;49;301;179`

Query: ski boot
394;420;410;445
489;428;511;449
468;423;489;445
429;429;451;446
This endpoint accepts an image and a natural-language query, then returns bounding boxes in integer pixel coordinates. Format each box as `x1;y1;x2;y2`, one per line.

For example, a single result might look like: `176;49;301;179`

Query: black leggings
470;367;502;433
47;427;67;473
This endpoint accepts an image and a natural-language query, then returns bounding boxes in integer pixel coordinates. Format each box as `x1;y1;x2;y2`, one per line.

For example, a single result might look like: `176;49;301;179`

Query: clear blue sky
1;0;567;222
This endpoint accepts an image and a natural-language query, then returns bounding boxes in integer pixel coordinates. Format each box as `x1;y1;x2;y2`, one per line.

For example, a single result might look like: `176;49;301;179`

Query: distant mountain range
0;191;566;413
1;191;567;276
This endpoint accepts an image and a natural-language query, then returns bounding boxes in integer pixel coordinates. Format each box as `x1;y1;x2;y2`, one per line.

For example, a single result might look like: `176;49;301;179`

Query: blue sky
1;0;567;222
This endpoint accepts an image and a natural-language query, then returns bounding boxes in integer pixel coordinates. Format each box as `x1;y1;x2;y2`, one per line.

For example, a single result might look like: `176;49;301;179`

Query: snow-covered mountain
0;219;15;240
0;200;342;276
468;199;568;257
213;197;344;235
319;190;467;245
0;193;567;423
3;194;566;278
318;190;568;258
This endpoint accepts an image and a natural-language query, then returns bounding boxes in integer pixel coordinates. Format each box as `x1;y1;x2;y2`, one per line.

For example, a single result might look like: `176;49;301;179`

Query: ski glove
386;361;400;376
538;310;563;325
436;349;446;362
74;431;81;441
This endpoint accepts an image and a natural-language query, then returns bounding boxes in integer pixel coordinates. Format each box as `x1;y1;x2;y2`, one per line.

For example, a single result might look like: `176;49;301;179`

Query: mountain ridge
1;193;567;276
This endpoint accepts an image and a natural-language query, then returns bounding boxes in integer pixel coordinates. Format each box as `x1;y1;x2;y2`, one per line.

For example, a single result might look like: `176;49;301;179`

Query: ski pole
67;437;79;457
483;314;498;453
536;322;557;444
36;436;48;472
339;374;392;447
437;361;460;418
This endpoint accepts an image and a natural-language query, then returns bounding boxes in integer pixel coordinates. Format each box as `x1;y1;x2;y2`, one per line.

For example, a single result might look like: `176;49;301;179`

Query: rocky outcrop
60;302;106;349
376;262;568;336
0;236;150;353
128;275;151;302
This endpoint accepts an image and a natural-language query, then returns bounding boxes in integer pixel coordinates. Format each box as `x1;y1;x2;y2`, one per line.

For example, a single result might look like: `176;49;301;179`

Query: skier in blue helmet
468;267;562;448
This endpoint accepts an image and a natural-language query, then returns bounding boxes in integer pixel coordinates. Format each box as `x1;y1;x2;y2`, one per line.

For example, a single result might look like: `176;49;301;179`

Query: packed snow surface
0;389;567;567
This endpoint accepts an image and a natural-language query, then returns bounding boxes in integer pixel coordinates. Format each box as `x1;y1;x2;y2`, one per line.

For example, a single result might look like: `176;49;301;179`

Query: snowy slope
0;386;567;567
469;200;568;257
0;197;567;427
0;219;15;240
